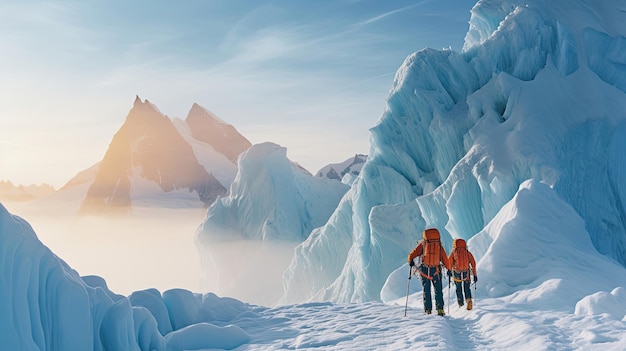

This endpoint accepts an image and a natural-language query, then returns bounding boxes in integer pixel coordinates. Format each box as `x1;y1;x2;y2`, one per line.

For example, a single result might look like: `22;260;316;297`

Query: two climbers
407;228;477;316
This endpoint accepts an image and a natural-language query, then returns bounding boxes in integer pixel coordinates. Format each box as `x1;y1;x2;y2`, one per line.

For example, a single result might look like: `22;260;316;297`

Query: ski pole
404;266;413;317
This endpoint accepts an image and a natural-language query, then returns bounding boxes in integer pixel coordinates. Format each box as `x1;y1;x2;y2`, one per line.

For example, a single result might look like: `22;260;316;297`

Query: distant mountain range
0;181;55;201
315;154;367;183
65;96;251;215
4;96;365;216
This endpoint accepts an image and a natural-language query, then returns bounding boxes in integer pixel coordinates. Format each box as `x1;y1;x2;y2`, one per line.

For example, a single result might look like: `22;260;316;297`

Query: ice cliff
282;0;626;303
0;203;252;350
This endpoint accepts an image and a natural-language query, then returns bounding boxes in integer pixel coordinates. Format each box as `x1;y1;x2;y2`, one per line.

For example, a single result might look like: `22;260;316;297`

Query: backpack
452;238;470;271
422;228;442;267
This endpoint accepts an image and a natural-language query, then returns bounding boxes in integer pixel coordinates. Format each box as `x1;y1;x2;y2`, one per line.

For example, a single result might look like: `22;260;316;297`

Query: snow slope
282;0;626;304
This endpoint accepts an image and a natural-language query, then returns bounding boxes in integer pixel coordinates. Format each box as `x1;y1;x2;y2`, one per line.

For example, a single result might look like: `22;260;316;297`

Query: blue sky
0;0;473;188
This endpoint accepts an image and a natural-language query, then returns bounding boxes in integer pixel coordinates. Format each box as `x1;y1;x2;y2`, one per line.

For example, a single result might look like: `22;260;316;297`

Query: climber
408;228;451;316
447;238;478;310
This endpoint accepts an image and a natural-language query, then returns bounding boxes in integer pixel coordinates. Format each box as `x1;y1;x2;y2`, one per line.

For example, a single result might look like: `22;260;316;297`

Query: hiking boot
458;300;464;308
425;309;432;315
467;298;473;310
437;309;445;316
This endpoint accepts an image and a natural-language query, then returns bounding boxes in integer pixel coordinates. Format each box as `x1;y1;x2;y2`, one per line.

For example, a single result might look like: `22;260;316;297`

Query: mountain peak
185;103;251;164
130;96;162;115
188;103;227;125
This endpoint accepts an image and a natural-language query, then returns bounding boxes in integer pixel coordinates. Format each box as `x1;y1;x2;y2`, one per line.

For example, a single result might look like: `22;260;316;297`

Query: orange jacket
408;229;451;271
448;238;477;276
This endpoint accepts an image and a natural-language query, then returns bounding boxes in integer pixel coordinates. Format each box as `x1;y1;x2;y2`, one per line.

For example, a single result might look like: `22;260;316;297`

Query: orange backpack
452;238;470;271
422;228;442;267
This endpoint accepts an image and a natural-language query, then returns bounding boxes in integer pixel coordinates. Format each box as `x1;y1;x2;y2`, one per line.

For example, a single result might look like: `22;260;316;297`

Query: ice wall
382;180;626;308
282;0;626;303
0;203;251;350
197;142;349;242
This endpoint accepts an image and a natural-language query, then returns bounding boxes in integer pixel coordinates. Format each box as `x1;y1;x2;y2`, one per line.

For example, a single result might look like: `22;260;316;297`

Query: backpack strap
452;270;471;282
419;265;440;280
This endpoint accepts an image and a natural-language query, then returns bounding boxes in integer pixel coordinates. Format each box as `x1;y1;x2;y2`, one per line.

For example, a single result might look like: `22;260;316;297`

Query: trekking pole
447;272;451;315
473;278;477;308
404;266;413;317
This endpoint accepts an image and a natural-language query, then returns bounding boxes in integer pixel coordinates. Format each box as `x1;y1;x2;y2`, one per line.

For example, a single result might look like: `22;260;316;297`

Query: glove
409;260;415;267
473;276;478;283
447;270;452;278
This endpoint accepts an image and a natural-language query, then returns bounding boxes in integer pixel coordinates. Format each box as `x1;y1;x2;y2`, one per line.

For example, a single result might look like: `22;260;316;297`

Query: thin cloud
353;1;431;28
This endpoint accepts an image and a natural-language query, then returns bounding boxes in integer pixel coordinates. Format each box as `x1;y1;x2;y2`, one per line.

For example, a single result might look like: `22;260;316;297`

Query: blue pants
420;265;444;311
453;271;472;305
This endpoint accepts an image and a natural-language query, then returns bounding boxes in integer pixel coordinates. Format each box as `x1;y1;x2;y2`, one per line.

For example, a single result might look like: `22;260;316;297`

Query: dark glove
447;270;452;278
409;260;415;267
473;276;478;283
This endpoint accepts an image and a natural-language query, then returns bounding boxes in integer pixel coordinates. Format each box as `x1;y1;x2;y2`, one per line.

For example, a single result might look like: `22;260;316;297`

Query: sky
0;0;473;189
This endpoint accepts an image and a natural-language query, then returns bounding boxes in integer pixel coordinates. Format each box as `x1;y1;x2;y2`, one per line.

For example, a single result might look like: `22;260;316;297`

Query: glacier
195;142;350;305
197;142;349;243
282;0;626;304
0;203;254;350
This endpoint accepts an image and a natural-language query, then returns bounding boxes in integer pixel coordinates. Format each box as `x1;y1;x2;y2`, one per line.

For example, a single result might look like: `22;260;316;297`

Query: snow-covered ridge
282;0;626;304
315;154;367;183
0;181;55;201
